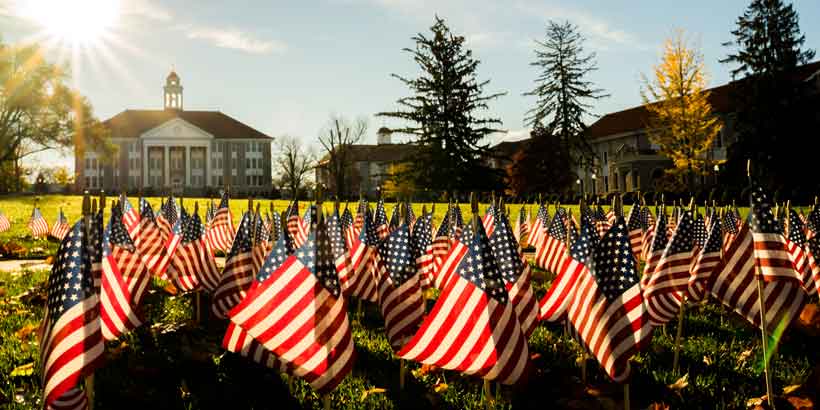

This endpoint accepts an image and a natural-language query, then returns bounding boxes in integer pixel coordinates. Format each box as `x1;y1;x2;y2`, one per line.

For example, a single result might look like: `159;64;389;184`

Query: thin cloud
185;27;287;55
122;0;173;22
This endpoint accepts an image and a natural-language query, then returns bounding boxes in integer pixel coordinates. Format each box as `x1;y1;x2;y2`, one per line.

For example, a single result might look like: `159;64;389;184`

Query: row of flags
35;188;820;409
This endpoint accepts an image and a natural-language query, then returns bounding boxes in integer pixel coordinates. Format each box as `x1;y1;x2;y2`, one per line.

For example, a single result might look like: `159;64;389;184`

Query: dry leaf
746;397;763;407
649;403;670;410
163;283;178;296
703;356;712;366
15;324;38;340
782;384;801;395
738;348;753;365
360;387;386;402
530;353;541;360
433;383;448;393
10;362;34;377
668;373;689;394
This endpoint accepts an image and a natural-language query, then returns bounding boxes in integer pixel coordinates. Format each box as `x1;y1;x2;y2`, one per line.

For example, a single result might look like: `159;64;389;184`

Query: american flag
688;218;722;302
121;194;140;236
411;211;435;289
625;204;643;260
337;208;379;302
406;202;417;229
206;192;235;252
534;208;569;275
722;208;741;254
805;235;820;295
50;208;71;241
644;210;695;326
388;203;400;233
514;206;530;244
0;210;10;233
806;206;820;240
28;207;49;237
100;202;148;340
156;197;178;242
398;222;529;385
374;224;425;350
482;203;497;237
693;213;708;249
286;201;309;248
88;211;103;292
565;217;651;382
540;207;598;322
374;199;390;240
169;207;221;292
206;200;215;226
639;206;656;262
153;209;183;281
252;213;270;273
212;212;256;318
270;209;283;242
39;219;103;407
222;212;293;375
526;204;549;248
134;199;168;278
490;211;538;338
784;208;811;293
709;222;806;332
595;205;611;238
641;211;669;288
46;386;88;410
430;208;455;288
450;205;464;239
341;206;357;250
749;186;804;282
353;199;367;231
228;206;355;393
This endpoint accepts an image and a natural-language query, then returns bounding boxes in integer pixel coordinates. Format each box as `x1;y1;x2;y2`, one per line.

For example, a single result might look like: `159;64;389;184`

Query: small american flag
692;213;708;249
121;194;140;236
40;219;103;407
388;203;400;233
375;224;425;350
625;204;643;260
353;199;367;231
430;208;453;287
540;207;598;322
399;222;529;385
411;211;435;289
0;210;10;232
134;199;168;278
482;203;498;237
709;222;806;332
100;202;148;340
88;211;103;292
526;204;549;248
566;217;651;382
784;208;811;293
46;386;88;410
749;186;804;282
50;208;70;241
594;205;611;238
270;209;283;242
222;212;293;375
212;212;256;318
406;202;417;229
805;235;820;295
341;206;357;250
513;206;530;244
806;206;820;240
228;206;355;393
722;208;741;253
639;206;656;262
688;218;722;301
252;213;270;273
169;207;221;292
490;211;538;338
206;192;235;252
286;201;309;248
641;211;669;288
337;208;379;302
28;207;49;237
644;210;695;326
535;208;569;275
374;199;390;240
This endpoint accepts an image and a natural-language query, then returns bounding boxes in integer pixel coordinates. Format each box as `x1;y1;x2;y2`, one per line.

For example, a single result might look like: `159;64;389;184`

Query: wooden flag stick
483;379;493;410
323;395;331;410
81;192;95;410
623;384;630;410
399;359;406;390
671;297;686;375
748;160;776;410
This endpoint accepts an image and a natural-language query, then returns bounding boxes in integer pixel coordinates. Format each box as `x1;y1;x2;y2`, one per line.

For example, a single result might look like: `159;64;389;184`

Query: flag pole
748;160;776;410
623;383;630;410
671;199;695;375
194;201;202;324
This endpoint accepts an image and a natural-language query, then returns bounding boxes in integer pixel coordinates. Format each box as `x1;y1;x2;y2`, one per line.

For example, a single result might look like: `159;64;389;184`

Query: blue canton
295;205;340;297
592;218;639;301
788;209;806;245
488;213;522;284
455;221;508;304
749;185;779;234
571;210;598;264
411;213;433;260
47;220;94;323
378;224;415;285
703;218;723;253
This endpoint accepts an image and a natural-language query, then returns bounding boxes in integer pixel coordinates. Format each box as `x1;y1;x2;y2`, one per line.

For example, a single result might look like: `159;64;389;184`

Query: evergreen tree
506;126;574;196
377;16;506;192
524;20;607;158
720;0;817;193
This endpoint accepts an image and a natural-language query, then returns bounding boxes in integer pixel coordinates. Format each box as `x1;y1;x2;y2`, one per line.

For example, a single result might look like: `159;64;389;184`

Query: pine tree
506;126;574;196
641;30;722;191
720;0;817;193
377;16;506;192
524;21;607;157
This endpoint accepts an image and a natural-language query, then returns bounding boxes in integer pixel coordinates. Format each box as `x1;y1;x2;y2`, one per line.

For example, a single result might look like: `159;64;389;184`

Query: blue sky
2;0;819;172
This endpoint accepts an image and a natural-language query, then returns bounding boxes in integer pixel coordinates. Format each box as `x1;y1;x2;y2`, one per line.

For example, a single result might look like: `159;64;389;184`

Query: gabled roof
490;139;531;158
318;143;419;165
104;109;271;139
586;60;820;140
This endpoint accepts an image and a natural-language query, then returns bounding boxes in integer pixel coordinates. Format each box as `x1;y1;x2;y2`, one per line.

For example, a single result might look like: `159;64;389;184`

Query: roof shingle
104;109;271;140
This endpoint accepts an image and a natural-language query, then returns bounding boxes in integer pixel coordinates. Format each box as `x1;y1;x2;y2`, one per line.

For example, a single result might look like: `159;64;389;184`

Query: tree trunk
14;157;21;193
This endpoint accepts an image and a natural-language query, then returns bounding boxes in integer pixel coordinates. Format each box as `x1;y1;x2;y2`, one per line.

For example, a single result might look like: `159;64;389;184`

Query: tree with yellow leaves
641;30;722;190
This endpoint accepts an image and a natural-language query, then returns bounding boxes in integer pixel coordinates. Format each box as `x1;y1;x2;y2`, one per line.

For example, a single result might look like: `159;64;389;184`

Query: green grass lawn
0;264;817;409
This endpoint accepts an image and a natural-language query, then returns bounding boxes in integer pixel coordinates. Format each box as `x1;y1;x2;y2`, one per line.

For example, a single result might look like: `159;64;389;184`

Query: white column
164;146;170;187
205;144;211;187
185;146;191;187
143;143;149;187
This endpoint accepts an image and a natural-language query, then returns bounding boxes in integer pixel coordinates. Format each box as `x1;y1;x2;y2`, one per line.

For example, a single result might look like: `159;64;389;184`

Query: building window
604;176;609;192
603;151;607;165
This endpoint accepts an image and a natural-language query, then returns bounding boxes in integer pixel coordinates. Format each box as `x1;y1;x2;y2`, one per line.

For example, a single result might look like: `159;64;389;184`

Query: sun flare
19;0;120;45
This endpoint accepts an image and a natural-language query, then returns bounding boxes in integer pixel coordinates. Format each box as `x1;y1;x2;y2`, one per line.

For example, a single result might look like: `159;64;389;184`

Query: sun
19;0;120;45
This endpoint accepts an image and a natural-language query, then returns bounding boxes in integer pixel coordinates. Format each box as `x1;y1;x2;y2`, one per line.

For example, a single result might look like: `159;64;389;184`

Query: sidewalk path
0;259;51;272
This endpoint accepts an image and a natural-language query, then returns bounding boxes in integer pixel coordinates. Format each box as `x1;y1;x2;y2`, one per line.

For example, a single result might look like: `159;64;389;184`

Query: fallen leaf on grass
412;364;437;378
360;387;386;401
649;403;670;410
746;397;763;408
737;348;753;366
433;383;448;393
530;353;541;360
782;384;801;395
10;362;34;377
668;373;688;397
703;356;712;365
15;323;38;340
163;283;178;296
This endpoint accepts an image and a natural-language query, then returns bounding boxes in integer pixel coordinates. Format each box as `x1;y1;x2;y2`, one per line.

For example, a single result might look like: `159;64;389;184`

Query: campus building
75;70;273;195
